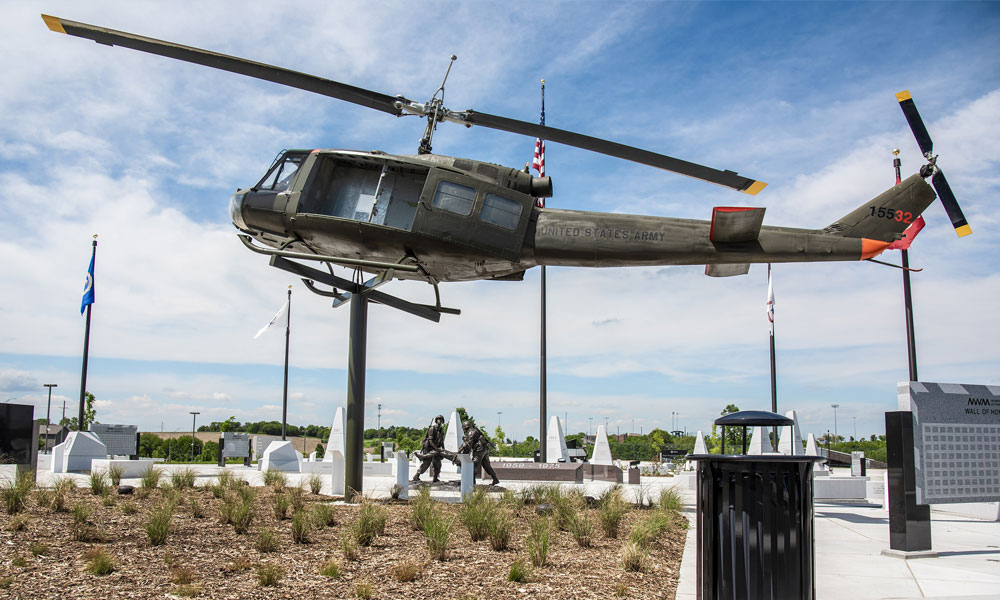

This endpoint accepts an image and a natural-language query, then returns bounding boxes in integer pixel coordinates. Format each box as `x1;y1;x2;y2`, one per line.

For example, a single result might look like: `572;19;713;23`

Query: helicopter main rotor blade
461;110;766;194
43;14;766;195
41;14;405;116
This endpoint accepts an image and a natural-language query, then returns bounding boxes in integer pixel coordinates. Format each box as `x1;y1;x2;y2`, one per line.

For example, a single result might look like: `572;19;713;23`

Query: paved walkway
674;482;1000;600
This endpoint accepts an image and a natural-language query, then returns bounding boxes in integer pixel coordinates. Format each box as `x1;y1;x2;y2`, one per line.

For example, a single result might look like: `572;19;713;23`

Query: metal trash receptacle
688;410;824;600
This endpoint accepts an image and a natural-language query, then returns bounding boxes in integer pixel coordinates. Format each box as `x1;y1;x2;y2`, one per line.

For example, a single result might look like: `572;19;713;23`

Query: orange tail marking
861;238;892;260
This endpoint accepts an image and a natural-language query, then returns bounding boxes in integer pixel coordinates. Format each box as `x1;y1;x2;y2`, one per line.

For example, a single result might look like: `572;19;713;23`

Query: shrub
189;497;203;518
139;466;162;490
88;470;109;496
393;560;421;582
355;580;374;599
101;494;116;507
508;558;531;583
256;528;278;553
308;473;324;495
72;503;91;526
257;563;283;587
107;464;125;487
216;470;235;489
620;541;649;572
121;501;138;515
526;516;550;567
146;502;173;546
312;503;336;528
170;467;197;489
423;508;454;561
319;559;343;578
288;485;306;514
1;470;34;514
291;510;311;543
84;548;116;576
628;511;672;550
230;499;255;534
209;483;225;499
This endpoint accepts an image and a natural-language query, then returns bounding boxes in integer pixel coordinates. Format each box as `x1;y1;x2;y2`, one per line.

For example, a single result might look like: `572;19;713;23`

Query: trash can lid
714;410;793;427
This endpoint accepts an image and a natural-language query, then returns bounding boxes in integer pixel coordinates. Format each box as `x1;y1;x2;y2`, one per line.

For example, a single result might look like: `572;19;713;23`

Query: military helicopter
43;15;967;309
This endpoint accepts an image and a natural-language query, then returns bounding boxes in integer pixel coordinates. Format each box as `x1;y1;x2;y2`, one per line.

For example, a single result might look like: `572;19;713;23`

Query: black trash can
688;410;824;600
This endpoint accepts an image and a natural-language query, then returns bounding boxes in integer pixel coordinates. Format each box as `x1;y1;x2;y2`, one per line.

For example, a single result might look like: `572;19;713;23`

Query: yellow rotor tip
955;224;972;237
896;90;912;102
41;14;66;34
743;180;768;195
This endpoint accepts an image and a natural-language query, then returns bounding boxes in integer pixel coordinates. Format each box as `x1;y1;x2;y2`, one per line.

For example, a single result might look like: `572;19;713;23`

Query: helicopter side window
432;181;475;216
257;153;304;192
480;193;522;230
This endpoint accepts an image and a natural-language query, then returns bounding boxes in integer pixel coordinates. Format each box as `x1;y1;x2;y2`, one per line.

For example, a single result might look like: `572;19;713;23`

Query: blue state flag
80;255;95;314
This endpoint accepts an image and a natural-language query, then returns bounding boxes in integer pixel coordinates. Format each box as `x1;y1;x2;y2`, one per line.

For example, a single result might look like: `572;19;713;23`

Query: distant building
38;423;69;452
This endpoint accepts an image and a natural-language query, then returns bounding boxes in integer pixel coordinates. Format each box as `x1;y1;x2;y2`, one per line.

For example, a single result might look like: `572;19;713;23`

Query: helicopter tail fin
823;173;936;243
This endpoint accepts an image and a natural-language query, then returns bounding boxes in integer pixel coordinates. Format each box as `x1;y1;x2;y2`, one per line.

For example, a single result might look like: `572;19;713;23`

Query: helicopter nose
229;190;248;231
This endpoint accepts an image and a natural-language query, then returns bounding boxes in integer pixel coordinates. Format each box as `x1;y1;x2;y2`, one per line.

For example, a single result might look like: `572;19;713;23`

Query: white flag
254;299;288;339
766;266;774;335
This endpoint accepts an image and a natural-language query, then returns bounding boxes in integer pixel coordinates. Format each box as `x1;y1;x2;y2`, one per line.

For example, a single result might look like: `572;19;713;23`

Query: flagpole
537;79;547;462
282;285;291;440
79;234;97;430
768;263;777;448
895;150;919;381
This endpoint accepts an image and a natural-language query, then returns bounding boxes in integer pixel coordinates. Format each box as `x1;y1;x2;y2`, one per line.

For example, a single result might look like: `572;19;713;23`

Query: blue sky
1;1;998;442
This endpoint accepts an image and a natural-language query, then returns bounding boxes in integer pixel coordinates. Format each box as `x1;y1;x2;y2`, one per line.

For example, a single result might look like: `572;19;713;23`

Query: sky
1;1;998;443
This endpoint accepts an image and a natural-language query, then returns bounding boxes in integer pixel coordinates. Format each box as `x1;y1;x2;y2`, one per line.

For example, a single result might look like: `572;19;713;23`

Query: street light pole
377;403;382;432
189;411;200;462
831;404;839;446
588;417;593;437
44;383;57;454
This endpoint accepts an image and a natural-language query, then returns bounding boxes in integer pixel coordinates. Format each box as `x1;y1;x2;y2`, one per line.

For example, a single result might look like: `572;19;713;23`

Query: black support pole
540;265;547;462
885;411;932;552
345;294;368;501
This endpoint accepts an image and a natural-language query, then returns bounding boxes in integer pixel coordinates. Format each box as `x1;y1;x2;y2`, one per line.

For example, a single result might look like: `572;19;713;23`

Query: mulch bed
0;482;685;599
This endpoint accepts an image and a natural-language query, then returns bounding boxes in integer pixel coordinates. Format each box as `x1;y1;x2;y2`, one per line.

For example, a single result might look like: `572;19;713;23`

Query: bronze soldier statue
458;420;500;486
412;415;446;482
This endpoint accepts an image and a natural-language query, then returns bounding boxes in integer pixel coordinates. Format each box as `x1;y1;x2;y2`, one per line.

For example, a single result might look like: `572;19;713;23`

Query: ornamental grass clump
308;473;324;495
84;548;116;576
170;467;197;489
393;560;421;582
619;541;649;572
568;510;595;548
1;469;35;515
458;488;492;541
627;511;673;550
146;501;174;546
256;563;283;587
507;558;531;583
256;527;279;553
291;509;311;543
526;516;551;567
272;493;291;520
487;508;514;551
312;503;336;528
410;486;434;532
599;490;631;539
139;465;162;490
263;468;287;490
107;464;125;487
319;559;343;578
657;486;684;513
88;470;110;496
422;506;455;561
354;500;387;546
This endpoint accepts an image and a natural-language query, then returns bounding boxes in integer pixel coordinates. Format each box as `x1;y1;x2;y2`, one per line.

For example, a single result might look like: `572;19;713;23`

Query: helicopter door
412;168;531;261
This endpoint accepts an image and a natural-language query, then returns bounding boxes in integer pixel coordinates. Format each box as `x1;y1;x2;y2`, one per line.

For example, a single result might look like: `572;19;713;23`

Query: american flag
532;138;545;177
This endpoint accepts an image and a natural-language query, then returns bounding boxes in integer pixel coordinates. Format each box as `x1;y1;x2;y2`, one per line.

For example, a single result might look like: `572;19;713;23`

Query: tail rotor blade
896;90;934;156
931;170;971;237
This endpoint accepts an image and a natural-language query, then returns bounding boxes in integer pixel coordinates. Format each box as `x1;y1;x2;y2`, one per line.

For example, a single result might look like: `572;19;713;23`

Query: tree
220;416;238;432
70;392;98;431
709;404;743;453
201;441;219;462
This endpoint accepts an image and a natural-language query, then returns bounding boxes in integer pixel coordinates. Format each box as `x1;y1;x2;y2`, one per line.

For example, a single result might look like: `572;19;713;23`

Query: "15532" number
869;206;913;223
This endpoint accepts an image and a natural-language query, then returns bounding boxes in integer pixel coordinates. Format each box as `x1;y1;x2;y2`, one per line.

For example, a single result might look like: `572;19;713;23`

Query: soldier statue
458;419;500;486
412;414;446;482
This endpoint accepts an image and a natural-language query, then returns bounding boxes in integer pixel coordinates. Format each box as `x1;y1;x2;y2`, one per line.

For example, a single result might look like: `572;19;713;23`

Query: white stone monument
444;410;462;472
693;430;708;454
778;410;802;455
394;451;409;500
323;406;345;462
591;424;614;465
458;454;474;500
748;426;774;455
260;440;301;472
805;433;829;473
546;415;569;462
328;450;345;496
51;431;107;472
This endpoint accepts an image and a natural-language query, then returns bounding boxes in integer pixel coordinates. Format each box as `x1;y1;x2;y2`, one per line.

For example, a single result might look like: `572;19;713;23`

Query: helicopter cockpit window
432;181;475;216
481;193;522;230
257;153;304;192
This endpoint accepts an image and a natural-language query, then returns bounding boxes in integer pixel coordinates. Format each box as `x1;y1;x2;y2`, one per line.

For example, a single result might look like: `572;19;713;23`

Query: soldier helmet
434;415;445;424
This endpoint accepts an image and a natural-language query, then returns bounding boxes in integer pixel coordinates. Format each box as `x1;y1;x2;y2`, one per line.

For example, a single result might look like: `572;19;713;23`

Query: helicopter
43;15;968;309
